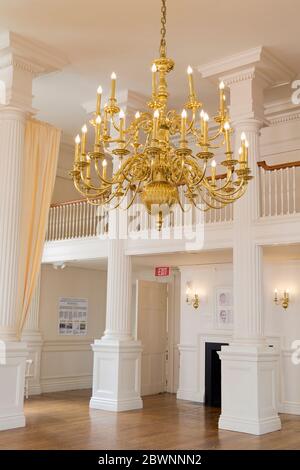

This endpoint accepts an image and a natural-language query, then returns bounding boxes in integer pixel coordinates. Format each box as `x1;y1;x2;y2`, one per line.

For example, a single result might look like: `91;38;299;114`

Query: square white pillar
219;345;281;434
0;342;28;431
90;339;143;411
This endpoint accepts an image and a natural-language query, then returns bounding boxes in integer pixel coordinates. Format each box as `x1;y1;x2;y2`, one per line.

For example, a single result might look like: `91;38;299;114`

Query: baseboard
279;402;300;415
219;414;282;435
41;375;92;393
0;413;26;432
28;384;42;396
90;396;143;412
176;390;203;403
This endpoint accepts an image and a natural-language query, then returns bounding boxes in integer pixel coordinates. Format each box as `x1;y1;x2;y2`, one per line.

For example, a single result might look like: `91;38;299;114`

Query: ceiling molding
197;46;295;87
264;99;300;126
0;31;69;75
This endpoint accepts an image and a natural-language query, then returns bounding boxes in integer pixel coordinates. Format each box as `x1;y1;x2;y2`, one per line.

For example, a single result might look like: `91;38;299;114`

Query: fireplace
204;342;228;407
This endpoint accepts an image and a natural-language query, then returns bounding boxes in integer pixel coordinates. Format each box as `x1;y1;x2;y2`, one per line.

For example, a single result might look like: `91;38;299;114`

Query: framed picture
215;287;233;329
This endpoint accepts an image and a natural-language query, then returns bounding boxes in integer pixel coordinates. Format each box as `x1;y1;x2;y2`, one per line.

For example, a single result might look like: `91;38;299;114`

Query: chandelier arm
185;157;207;187
193;189;228;210
93;159;121;186
124;182;142;210
206;175;246;198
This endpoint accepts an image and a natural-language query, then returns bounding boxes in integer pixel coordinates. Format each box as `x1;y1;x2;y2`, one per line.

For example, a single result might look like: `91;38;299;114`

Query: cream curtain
17;119;61;337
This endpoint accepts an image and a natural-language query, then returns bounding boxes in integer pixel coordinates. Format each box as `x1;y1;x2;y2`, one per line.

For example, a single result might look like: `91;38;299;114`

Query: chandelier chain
160;0;167;56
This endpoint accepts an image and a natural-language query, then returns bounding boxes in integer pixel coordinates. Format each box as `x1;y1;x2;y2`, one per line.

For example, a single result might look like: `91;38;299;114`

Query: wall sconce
186;283;200;309
274;289;290;309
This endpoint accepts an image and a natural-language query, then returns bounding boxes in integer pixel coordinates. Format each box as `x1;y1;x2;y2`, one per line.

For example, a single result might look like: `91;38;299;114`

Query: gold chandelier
71;0;252;230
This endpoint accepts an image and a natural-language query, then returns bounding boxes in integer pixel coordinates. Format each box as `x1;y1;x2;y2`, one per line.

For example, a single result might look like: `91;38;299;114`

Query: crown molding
264;99;300;126
198;46;295;88
0;31;68;75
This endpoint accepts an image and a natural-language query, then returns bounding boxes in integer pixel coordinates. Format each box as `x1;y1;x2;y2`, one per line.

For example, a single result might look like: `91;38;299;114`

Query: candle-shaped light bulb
75;134;81;162
245;139;249;164
110;72;116;100
96;85;102;114
119;109;125;140
135;111;141;119
203;113;209;144
181;109;187;142
211;159;216;185
187;65;195;98
95;115;101;144
81;124;87;156
219;81;225;115
223;121;231;154
153;109;159;141
241;131;246;142
152;63;157;73
200;109;205;138
102;158;107;179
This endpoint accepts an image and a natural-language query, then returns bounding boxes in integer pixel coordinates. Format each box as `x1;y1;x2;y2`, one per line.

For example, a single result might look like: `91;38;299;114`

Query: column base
218;345;281;435
0;341;28;431
90;338;143;412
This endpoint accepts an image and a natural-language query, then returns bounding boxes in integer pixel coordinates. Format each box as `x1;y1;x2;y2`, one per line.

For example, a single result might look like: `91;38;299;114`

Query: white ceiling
0;0;299;137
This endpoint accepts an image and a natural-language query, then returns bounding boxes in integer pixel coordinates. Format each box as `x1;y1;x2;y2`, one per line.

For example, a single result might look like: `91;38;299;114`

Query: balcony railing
258;160;300;217
45;160;300;242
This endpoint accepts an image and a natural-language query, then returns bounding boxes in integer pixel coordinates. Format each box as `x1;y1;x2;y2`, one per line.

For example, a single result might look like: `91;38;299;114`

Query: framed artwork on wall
215;287;233;329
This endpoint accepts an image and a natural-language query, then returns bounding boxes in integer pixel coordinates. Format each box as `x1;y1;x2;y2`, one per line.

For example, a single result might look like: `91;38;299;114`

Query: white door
136;280;168;396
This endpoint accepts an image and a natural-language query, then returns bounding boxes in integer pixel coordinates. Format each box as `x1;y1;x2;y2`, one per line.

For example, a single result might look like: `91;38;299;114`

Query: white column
21;273;43;396
103;240;132;340
199;47;295;435
0;109;26;341
0;108;28;431
0;31;67;431
90;238;142;411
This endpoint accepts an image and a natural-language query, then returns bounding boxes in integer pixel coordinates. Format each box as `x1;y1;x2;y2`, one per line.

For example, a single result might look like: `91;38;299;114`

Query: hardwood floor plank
0;390;299;450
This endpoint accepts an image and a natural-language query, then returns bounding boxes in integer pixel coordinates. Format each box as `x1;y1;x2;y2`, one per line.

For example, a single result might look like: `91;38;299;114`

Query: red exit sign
155;266;170;277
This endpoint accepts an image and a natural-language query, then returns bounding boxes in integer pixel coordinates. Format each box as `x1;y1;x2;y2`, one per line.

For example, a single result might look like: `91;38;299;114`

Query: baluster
293;166;296;214
54;207;58;241
47;208;52;241
286;167;290;215
261;168;265;217
75;203;79;237
280;168;284;216
274;169;278;216
268;171;272;217
83;201;85;237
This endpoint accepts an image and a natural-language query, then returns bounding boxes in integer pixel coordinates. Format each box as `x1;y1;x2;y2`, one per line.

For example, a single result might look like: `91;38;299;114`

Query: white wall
177;264;233;402
264;260;300;414
39;264;107;392
177;260;300;414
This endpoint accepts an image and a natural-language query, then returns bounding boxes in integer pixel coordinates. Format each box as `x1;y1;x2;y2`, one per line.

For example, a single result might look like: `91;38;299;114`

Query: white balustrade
259;161;300;217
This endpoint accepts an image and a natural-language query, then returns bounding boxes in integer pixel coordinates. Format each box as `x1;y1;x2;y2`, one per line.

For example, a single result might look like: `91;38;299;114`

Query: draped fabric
17;119;61;337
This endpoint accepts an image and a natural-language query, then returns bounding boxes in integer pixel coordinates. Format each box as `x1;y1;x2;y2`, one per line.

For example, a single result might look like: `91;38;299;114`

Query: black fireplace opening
204;342;228;407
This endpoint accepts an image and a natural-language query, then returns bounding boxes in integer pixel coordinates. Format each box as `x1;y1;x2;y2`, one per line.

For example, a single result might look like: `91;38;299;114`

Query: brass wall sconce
274;289;290;309
186;284;200;309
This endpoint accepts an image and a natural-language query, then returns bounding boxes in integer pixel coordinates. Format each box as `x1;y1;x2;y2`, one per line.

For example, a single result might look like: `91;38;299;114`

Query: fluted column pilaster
0;108;26;341
232;120;264;344
103;239;132;340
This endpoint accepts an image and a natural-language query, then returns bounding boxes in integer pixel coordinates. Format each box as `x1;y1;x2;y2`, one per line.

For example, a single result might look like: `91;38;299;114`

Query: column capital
198;46;295;123
0;31;68;112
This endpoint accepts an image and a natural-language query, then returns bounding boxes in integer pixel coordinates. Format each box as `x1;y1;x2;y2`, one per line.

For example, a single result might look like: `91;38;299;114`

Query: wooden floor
0;390;300;450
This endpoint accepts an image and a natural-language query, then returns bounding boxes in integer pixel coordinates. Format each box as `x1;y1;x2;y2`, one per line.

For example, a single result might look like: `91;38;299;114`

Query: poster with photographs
215;288;233;329
58;298;88;336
